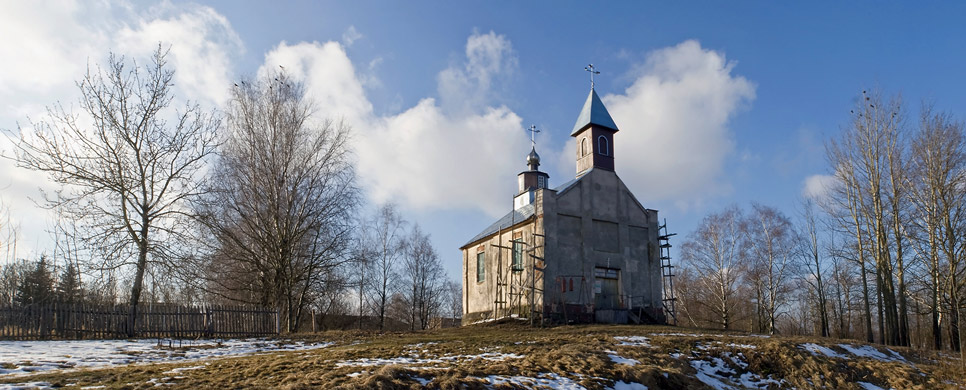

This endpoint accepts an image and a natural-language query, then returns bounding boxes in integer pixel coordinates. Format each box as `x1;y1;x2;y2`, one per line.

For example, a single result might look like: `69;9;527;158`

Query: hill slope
1;323;963;389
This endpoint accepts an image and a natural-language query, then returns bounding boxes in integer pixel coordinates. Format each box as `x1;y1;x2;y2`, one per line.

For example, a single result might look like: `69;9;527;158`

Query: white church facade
460;85;668;325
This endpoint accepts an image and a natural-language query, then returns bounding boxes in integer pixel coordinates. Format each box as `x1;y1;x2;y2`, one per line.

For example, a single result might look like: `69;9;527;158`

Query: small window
537;176;545;188
477;252;485;282
580;138;589;157
598;135;609;156
512;240;523;271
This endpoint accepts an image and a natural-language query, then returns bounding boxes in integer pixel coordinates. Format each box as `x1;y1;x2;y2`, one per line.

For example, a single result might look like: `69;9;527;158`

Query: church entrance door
594;267;620;309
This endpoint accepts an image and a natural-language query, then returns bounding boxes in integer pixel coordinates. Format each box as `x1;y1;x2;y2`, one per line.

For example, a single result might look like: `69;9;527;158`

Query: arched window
598;135;609;156
580;138;589;157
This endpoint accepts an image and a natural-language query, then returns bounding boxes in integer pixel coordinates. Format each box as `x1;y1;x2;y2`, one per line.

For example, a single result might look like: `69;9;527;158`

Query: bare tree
745;203;797;335
799;198;830;337
200;71;358;332
908;107;966;351
8;47;218;335
825;89;907;345
403;224;443;330
443;278;462;325
361;203;406;331
0;197;19;265
680;205;747;330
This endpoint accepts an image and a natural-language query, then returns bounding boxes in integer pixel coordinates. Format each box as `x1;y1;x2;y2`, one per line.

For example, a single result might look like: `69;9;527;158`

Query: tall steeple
572;65;619;175
514;125;549;210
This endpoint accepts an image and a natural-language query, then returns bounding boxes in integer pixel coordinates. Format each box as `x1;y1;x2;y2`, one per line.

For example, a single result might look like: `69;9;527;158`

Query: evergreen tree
56;263;83;304
15;256;55;305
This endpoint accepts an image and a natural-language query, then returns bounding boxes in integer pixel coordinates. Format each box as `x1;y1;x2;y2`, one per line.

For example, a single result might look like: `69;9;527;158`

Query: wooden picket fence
0;303;278;340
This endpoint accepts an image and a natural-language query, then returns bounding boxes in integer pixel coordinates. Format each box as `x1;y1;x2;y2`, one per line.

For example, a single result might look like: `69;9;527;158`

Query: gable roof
571;88;619;136
460;204;535;249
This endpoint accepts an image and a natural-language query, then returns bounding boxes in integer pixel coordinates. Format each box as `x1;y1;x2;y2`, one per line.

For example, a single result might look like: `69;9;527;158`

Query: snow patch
162;365;206;374
800;343;845;358
614;336;651;347
0;383;54;390
689;353;785;390
838;344;905;362
605;350;639;366
482;373;586;389
0;339;332;377
335;352;524;368
610;381;648;390
857;382;888;390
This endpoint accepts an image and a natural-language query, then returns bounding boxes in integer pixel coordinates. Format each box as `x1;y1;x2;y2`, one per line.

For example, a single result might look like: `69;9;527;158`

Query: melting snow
0;339;332;377
838;344;906;362
697;342;757;350
610;381;648;390
689;352;785;390
800;343;845;358
482;373;586;389
409;375;432;385
0;383;54;390
857;382;888;390
604;350;639;366
614;336;651;347
335;352;524;367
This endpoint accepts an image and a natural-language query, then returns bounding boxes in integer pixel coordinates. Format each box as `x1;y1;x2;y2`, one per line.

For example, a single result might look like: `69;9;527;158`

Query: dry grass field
0;321;963;389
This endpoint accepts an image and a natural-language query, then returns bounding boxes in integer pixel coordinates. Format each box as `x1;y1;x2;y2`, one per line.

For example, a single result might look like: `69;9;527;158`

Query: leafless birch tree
746;203;796;334
403;224;443;330
361;203;406;331
798;198;830;337
680;205;747;330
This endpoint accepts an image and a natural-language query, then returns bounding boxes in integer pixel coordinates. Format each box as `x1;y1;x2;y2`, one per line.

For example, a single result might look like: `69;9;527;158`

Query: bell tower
514;125;549;210
572;64;619;176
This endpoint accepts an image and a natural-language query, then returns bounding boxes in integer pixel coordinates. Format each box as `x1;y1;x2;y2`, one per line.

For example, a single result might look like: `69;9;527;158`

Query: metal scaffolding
658;219;678;326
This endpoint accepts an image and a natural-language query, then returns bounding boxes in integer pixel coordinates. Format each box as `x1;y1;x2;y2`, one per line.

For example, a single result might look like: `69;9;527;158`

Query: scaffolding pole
659;218;678;326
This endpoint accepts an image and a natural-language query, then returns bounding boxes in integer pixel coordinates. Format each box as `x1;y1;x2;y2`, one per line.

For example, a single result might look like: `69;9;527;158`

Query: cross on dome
527;124;541;147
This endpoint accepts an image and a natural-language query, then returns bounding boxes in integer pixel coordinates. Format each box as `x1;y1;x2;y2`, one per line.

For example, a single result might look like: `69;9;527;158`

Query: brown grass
0;324;963;389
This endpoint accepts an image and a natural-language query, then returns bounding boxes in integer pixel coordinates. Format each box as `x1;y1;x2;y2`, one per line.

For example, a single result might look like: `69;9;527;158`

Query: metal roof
570;88;619;136
461;204;535;248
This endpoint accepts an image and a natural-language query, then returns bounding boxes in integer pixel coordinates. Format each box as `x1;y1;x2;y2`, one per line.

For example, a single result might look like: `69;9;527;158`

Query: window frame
598;135;609;156
476;251;486;282
512;240;524;271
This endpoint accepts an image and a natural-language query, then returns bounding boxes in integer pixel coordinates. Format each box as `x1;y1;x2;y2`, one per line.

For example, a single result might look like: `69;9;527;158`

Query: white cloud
595;40;756;207
341;25;363;47
436;31;517;115
115;3;244;106
259;32;526;216
259;41;374;125
0;1;244;256
803;174;837;202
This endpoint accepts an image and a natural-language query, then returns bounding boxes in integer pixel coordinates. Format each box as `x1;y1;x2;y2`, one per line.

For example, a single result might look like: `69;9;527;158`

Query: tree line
677;89;966;369
1;45;460;334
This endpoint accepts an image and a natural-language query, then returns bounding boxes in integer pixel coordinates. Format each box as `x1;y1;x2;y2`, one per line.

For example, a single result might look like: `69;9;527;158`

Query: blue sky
2;1;966;281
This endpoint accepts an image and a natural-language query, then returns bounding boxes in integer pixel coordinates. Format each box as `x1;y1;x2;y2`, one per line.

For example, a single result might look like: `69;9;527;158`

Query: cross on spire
585;64;600;89
527;124;541;147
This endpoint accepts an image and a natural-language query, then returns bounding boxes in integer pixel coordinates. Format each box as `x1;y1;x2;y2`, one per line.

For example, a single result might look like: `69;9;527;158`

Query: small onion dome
527;146;541;169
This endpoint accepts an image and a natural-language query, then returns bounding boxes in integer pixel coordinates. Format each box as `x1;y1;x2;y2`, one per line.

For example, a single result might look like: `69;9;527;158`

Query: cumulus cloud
436;31;517;115
260;41;374;125
115;3;244;105
259;32;526;216
0;1;243;253
803;174;838;203
596;40;755;207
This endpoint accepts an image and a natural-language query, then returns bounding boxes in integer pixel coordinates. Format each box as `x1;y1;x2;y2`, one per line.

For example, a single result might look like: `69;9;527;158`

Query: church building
460;83;668;325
